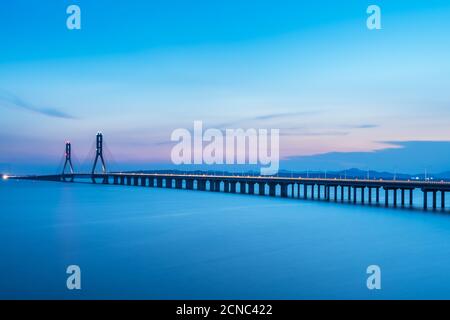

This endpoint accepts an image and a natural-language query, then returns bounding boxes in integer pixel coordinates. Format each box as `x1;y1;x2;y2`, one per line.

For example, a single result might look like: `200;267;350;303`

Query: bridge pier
340;186;344;202
393;189;397;207
423;190;428;209
433;190;437;209
248;183;255;195
376;187;380;203
230;182;236;193
368;187;372;204
198;180;206;191
258;183;264;196
385;188;389;207
347;186;351;202
353;187;357;204
410;189;413;206
269;183;276;197
281;184;288;198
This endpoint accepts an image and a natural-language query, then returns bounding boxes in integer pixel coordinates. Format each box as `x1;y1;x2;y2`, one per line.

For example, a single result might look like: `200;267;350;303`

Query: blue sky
1;1;450;174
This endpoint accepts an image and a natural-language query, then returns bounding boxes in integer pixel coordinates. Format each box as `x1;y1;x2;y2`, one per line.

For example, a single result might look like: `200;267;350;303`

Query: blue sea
1;179;450;299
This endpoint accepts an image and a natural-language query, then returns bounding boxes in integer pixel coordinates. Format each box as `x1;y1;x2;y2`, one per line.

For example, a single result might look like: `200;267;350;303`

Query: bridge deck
7;172;450;210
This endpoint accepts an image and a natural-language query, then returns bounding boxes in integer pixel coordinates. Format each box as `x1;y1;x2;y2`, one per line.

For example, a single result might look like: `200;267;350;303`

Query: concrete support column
361;188;365;204
347;186;351;202
259;184;266;196
303;184;308;199
334;186;338;201
340;186;344;202
198;180;206;191
433;190;437;209
230;182;236;193
248;183;255;195
269;183;276;197
281;184;288;198
113;176;119;185
401;189;405;206
376;188;380;203
393;189;397;207
409;189;413;206
311;185;315;199
353;187;357;204
186;179;193;190
368;187;372;203
140;177;146;187
423;190;428;209
175;179;182;189
385;188;389;207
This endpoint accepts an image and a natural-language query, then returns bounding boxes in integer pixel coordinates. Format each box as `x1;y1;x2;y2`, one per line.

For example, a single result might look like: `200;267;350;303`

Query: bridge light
2;174;9;180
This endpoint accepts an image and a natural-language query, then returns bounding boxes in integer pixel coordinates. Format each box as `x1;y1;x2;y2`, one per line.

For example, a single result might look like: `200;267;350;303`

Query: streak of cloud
216;111;322;128
0;90;77;120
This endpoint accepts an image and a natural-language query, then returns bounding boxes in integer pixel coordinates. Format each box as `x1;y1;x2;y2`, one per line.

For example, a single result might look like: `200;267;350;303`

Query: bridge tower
92;132;107;174
62;141;74;181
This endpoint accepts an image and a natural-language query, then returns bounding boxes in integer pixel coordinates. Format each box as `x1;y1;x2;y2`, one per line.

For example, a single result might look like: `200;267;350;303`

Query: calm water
1;179;450;299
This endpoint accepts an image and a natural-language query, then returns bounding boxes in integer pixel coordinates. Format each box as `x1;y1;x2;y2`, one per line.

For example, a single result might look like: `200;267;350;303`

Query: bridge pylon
91;132;107;183
62;141;74;182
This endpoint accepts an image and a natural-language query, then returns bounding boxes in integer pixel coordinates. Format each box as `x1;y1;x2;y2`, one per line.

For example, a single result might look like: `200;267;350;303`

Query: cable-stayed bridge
7;133;450;211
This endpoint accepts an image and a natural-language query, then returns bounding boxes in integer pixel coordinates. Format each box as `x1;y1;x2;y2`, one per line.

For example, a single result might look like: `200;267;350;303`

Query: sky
1;0;450;174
